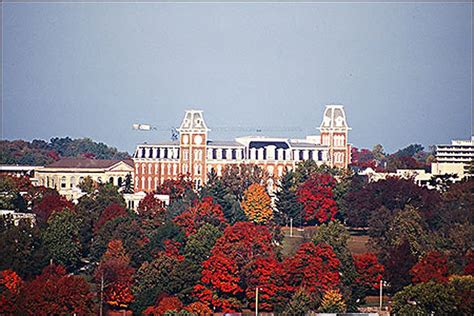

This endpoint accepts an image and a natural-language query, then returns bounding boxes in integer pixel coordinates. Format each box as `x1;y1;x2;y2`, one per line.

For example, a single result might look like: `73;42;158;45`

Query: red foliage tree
156;175;193;201
411;251;449;283
137;193;166;222
174;196;227;236
184;302;212;315
162;240;184;261
95;203;128;232
17;264;95;315
32;192;74;224
0;269;23;314
243;257;284;311
143;296;183;315
353;253;385;289
283;242;341;295
194;222;276;312
95;240;135;310
297;173;338;224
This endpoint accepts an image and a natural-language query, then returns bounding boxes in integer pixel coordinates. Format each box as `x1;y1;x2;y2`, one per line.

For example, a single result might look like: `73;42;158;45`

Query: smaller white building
0;210;36;226
123;192;170;212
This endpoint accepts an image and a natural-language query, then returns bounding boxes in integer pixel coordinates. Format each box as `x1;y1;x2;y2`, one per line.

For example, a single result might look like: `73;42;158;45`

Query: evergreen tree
123;172;133;193
274;171;302;226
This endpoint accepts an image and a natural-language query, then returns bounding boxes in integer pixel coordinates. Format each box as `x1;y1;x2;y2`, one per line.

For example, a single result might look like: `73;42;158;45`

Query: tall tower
319;105;351;168
177;110;209;188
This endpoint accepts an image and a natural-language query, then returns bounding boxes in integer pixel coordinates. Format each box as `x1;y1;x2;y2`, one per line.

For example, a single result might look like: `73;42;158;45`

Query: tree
174;197;227;236
353;253;384;290
132;254;200;314
449;275;474;315
274;170;303;226
281;289;312;316
32;191;74;224
0;217;49;279
383;239;418;293
220;164;268;199
137;193;167;228
17;264;95;315
95;203;128;232
42;209;82;270
319;290;346;313
344;176;440;228
241;183;273;224
184;302;212;315
78;176;97;193
144;296;184;315
411;251;449;284
283;242;341;295
391;281;457;315
122;172;134;193
96;240;135;310
0;269;23;314
297;173;338;224
184;223;222;265
156;176;193;201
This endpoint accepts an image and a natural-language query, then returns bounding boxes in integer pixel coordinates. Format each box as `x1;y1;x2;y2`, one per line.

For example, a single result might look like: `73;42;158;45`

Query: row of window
40;175;124;189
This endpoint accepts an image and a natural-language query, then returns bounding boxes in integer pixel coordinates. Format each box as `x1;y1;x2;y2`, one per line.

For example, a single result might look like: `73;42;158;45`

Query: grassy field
280;226;372;258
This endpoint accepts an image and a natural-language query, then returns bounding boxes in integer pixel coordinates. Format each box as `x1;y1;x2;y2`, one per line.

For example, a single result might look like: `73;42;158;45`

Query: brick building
133;105;351;192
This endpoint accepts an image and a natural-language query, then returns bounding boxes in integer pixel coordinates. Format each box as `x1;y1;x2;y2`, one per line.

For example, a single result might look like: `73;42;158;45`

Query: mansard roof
319;104;351;130
177;109;209;132
207;140;245;147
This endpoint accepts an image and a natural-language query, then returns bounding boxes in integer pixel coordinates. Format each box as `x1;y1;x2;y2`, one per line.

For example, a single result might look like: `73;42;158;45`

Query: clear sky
2;2;473;153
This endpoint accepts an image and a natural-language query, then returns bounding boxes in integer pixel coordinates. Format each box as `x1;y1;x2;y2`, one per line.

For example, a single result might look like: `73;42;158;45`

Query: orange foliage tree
96;240;135;310
184;301;213;315
143;296;183;315
0;269;23;314
241;183;273;224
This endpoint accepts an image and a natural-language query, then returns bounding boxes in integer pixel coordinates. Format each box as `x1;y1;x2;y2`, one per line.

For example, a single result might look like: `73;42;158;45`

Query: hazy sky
2;2;473;153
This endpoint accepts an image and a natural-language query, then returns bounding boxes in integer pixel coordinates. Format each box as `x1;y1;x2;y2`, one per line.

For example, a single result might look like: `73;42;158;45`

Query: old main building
133;105;351;192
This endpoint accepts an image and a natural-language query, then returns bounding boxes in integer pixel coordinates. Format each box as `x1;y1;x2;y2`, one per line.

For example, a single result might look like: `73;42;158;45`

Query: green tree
392;281;457;315
281;289;312;316
274;170;303;226
184;223;222;265
0;216;49;279
42;209;82;270
122;172;134;193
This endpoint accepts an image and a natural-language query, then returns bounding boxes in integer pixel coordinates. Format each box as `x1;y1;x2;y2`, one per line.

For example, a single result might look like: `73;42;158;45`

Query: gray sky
2;2;473;153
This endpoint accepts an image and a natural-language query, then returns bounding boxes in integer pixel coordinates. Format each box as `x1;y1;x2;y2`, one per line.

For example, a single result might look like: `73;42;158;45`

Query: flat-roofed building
435;136;474;178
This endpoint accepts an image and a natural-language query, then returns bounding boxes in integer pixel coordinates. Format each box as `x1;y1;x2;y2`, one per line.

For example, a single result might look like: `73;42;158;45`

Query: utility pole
290;218;293;237
100;275;104;316
255;287;259;316
379;279;383;311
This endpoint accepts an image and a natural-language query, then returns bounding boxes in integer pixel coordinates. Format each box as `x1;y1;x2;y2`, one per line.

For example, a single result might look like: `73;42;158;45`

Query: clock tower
177;110;209;188
319;105;351;168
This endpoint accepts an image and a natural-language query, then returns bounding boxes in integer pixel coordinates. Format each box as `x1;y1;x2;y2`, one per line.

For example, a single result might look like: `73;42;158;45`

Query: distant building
133;105;352;192
0;210;36;226
124;192;170;212
0;165;42;185
36;158;134;200
434;136;474;178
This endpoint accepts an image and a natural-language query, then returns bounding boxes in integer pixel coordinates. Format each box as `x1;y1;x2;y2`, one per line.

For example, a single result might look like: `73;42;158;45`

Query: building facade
434;136;474;178
133;105;351;192
36;158;134;200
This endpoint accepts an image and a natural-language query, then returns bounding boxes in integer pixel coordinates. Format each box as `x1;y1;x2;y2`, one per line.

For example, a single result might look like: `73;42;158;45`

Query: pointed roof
177;110;210;133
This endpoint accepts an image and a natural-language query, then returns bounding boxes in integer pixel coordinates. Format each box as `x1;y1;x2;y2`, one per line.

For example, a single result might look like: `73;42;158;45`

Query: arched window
141;164;146;174
267;179;274;193
97;177;102;183
46;176;50;187
109;177;114;184
60;176;67;189
148;177;152;190
70;176;76;188
118;177;123;187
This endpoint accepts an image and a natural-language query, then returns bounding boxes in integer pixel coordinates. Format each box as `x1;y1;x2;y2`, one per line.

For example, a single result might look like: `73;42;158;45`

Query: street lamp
255;287;262;316
379;279;388;310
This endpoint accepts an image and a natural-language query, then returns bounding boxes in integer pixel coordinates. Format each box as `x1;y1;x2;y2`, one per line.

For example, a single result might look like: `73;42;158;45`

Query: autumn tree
42;208;82;270
410;251;449;284
17;264;95;315
156;176;193;201
283;242;341;298
353;253;384;291
174;197;227;236
0;269;23;314
96;240;135;310
95;202;128;232
32;191;74;224
184;301;212;315
137;193;167;228
319;290;346;313
449;275;474;315
297;173;338;224
143;296;184;315
241;183;273;224
220;164;268;199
